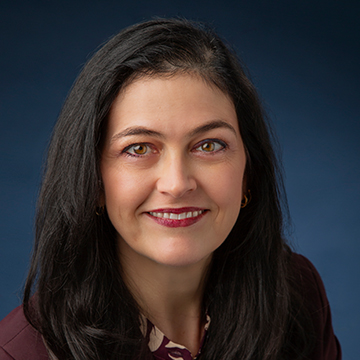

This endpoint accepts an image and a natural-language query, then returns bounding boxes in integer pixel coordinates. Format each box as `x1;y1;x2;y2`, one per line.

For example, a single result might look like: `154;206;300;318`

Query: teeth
149;210;204;219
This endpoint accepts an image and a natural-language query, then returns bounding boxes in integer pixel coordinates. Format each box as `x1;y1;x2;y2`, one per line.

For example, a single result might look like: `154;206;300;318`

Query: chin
151;250;213;268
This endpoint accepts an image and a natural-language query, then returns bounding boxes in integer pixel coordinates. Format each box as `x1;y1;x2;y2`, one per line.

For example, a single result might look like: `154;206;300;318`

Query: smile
146;208;207;228
149;210;205;220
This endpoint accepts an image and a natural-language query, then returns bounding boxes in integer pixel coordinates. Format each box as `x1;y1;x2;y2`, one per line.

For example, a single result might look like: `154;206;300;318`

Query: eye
194;139;226;153
123;143;154;157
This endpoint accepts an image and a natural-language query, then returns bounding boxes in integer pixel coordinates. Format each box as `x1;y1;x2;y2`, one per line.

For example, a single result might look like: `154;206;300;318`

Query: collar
140;315;210;360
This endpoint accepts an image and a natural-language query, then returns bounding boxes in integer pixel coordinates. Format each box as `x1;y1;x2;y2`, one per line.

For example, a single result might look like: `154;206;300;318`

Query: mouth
146;207;207;227
149;209;205;220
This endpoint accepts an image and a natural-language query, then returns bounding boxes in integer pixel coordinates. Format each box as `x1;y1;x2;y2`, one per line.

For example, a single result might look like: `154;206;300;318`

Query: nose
156;153;197;198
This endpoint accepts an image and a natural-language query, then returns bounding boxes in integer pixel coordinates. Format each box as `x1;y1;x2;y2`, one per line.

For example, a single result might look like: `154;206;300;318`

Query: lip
148;207;204;214
145;207;207;228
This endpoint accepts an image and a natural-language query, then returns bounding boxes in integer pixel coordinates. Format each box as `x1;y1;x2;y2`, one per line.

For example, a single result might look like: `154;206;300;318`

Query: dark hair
24;18;313;359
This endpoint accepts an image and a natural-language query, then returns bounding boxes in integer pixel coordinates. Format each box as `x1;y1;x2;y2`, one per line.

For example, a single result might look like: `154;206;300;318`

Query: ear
98;180;106;207
242;147;250;196
98;194;105;208
242;174;248;196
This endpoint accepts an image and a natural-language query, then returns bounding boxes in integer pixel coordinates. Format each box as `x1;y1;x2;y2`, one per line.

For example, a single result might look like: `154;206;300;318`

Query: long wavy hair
24;18;313;359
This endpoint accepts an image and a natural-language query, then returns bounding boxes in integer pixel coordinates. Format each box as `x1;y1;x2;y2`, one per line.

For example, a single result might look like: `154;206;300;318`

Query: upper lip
147;207;206;214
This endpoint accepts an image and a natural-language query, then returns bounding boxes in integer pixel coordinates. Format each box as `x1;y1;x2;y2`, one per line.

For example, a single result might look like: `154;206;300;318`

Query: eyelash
194;139;227;154
122;143;156;157
121;139;227;158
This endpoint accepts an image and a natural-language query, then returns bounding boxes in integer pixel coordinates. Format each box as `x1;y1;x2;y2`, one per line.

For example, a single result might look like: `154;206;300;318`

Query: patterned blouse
141;315;211;360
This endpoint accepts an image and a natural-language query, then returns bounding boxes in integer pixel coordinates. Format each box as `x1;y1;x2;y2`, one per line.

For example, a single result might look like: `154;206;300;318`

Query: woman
0;18;341;359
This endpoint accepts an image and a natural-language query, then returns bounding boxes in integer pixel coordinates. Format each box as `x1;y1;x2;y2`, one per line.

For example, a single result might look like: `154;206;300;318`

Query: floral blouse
141;315;210;360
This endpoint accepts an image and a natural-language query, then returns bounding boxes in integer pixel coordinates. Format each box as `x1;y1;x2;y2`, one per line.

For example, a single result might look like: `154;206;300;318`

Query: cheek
205;164;244;208
102;167;151;214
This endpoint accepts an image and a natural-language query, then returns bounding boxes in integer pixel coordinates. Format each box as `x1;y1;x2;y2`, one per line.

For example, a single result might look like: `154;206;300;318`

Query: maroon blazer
0;254;341;359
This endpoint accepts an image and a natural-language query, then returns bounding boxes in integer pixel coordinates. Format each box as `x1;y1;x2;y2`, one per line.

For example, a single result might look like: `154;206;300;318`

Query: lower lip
146;211;207;228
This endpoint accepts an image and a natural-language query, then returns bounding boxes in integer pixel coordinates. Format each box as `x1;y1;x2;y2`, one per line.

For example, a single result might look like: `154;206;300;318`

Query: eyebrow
110;127;164;144
110;120;237;144
188;120;237;137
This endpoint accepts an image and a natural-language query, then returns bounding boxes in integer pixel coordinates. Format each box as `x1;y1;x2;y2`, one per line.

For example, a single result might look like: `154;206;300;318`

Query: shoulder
289;253;342;360
290;253;327;304
0;305;49;360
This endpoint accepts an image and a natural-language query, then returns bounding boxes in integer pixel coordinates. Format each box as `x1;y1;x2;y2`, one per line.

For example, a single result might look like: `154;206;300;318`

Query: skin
101;74;246;356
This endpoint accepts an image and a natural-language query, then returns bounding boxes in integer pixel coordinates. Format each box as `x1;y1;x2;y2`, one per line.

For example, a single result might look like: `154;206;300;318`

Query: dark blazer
0;254;341;359
0;305;48;359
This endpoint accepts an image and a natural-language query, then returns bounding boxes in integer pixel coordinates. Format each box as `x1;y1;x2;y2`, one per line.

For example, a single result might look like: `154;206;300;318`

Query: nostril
156;167;197;198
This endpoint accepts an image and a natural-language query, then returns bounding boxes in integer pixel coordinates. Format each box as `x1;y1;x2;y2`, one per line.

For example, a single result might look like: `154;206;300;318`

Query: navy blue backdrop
1;1;359;358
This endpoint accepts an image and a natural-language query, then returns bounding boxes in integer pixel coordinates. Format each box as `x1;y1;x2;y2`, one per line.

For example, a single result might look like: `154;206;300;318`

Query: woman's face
101;74;246;269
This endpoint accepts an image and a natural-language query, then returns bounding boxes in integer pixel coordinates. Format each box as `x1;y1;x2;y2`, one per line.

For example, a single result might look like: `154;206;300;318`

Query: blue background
0;1;359;358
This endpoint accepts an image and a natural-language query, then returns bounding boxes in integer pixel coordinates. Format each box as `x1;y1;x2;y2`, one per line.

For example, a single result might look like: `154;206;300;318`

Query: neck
119;242;211;356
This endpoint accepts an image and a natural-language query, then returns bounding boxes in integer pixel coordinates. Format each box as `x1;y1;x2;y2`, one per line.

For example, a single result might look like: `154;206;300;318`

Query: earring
241;190;251;208
96;206;105;216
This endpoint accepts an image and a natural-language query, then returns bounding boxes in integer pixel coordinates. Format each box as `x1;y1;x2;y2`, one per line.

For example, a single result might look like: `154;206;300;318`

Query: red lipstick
146;207;207;227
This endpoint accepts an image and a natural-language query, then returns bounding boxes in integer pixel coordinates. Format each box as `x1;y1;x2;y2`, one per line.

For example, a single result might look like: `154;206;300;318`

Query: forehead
106;74;239;138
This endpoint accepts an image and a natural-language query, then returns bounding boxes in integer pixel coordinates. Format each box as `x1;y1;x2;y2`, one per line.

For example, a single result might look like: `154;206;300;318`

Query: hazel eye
195;140;226;153
132;144;148;155
124;143;152;156
201;142;215;152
